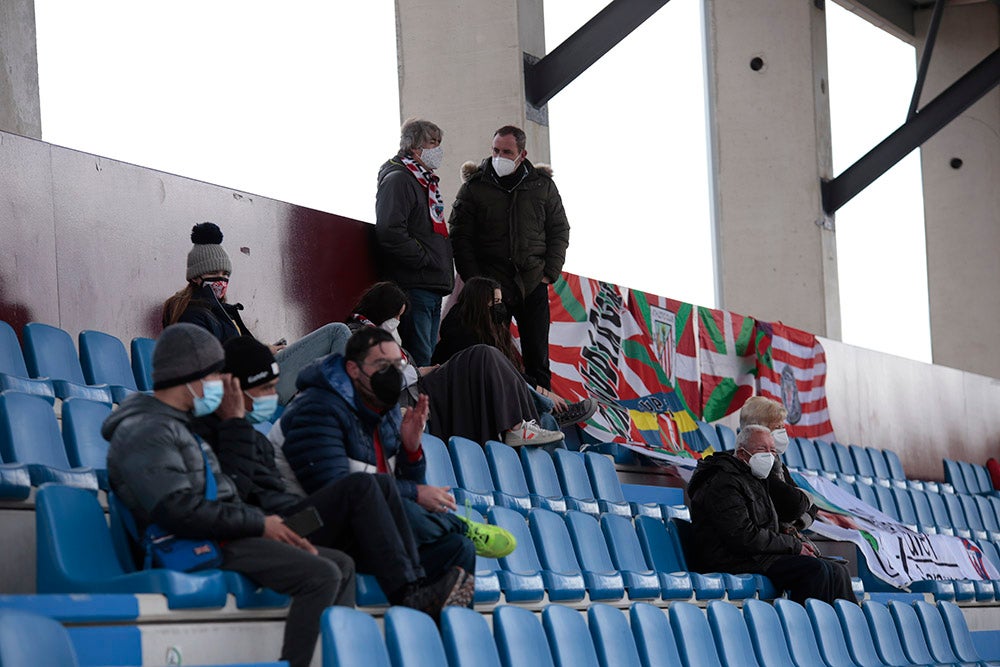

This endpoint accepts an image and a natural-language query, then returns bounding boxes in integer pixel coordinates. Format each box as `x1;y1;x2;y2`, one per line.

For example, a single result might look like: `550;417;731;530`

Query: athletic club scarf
401;156;448;238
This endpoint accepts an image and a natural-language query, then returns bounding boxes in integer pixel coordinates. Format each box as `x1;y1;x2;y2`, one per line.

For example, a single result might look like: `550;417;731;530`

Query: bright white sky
33;0;931;363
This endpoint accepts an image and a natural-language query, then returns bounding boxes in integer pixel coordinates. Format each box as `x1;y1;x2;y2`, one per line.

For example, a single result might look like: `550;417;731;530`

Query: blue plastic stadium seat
813;439;841;477
853;481;880;510
960;493;993;542
629;602;686;667
706;600;762;667
448;436;496;514
849;444;877;481
634;515;725;600
520;447;569;513
937;600;997;664
889;487;919;530
861;600;914;666
587;603;643;667
565;510;649;600
527;509;592;601
908;489;939;533
696;421;722;453
487;506;546;602
493;604;557;667
781;437;804;470
806;598;863;667
485;440;536;514
742;599;797;667
0;462;31;500
975;495;1000;541
832;599;886;667
61;398;113;490
866;447;892;485
384;606;449;667
882;449;908;485
668;602;725;667
715;424;736;452
942;491;974;539
834;478;857;496
0;608;80;666
130;337;156;392
601;514;686;600
551;449;601;516
355;574;388;606
461;507;502;604
421;433;460;488
873;484;901;521
0;320;57;403
22;323;113;404
321;606;391;667
440;606;503;667
774;599;828;667
0;392;98;490
221;571;290;609
831;441;858;479
959;460;984;495
542;603;601;667
972;465;994;497
943;459;969;495
911;599;975;666
79;330;137;403
888;599;947;666
796;438;823;472
582;452;640;517
667;517;760;600
924;489;956;535
36;485;228;609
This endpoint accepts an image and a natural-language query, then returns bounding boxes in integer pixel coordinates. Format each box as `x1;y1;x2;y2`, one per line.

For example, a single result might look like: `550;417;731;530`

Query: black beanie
224;336;279;389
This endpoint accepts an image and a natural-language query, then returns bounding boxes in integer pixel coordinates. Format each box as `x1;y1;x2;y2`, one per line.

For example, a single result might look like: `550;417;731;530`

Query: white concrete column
915;4;1000;377
0;0;41;139
703;0;840;337
394;0;549;199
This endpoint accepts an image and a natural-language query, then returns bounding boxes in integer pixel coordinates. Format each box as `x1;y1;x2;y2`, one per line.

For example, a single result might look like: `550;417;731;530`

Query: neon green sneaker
456;514;517;559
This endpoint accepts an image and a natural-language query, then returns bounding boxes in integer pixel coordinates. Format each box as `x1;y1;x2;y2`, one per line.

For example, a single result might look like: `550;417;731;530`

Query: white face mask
380;317;403;345
745;451;775;479
492;155;519;178
771;428;789;454
419;146;443;171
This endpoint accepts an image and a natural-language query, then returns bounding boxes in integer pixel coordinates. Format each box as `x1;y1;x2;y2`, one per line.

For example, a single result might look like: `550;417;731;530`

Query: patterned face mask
204;278;228;301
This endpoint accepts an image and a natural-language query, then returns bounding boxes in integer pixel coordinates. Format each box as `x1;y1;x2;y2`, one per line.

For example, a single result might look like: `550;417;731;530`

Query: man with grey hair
686;424;855;604
375;118;454;367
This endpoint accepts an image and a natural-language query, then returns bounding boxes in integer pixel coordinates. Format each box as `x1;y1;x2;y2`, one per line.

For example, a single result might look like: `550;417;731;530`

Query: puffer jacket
103;393;265;539
171;283;253;344
277;354;425;499
449;158;570;299
686;452;808;573
374;157;455;295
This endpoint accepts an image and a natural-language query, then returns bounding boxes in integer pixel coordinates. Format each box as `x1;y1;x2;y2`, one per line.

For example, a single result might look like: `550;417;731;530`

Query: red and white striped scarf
400;156;448;238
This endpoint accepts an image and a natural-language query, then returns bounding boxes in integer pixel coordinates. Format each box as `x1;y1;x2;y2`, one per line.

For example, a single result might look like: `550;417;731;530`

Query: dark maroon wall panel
0;131;376;345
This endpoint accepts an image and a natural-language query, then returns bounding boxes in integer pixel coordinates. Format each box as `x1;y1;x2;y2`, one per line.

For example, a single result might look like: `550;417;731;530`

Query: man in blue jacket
277;327;516;595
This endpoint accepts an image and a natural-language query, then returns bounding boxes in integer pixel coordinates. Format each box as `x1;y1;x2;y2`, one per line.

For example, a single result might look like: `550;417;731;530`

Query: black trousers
285;472;424;599
505;282;552;390
222;539;354;667
403;497;476;601
765;555;856;605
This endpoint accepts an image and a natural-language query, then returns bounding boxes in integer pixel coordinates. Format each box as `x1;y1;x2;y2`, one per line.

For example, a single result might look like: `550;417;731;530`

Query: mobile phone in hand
273;338;287;347
283;506;323;537
819;555;849;564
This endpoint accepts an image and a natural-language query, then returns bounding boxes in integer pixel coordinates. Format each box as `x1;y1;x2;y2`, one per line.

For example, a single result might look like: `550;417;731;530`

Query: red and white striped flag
755;320;835;440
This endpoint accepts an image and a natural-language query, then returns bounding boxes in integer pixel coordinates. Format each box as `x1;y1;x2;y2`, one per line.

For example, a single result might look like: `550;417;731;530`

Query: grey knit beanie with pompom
186;222;232;281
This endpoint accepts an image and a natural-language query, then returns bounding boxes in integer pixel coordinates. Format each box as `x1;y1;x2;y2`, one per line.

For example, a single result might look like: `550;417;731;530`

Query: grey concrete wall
703;0;840;338
0;0;41;138
395;0;550;202
915;5;1000;378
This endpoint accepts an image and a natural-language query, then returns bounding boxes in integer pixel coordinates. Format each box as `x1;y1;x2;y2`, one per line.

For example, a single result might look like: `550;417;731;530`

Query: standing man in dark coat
449;125;570;394
687;425;854;604
375;118;454;367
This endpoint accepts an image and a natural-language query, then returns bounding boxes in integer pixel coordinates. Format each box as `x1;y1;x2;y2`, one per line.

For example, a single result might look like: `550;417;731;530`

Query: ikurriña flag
697;306;756;422
755;320;835;440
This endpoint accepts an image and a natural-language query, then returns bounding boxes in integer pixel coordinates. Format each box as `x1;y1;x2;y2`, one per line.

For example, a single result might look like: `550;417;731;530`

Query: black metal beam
524;0;669;108
822;47;1000;215
907;0;946;121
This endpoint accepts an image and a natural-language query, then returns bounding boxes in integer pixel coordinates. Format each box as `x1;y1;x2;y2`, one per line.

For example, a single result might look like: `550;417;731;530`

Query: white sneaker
504;420;565;447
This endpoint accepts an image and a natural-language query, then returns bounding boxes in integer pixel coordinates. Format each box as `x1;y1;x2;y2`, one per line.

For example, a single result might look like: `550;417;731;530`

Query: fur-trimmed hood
460;158;554;183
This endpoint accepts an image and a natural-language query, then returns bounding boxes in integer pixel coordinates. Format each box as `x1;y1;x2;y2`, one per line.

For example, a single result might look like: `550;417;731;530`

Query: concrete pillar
0;0;41;139
703;0;840;337
394;0;549;199
915;5;1000;377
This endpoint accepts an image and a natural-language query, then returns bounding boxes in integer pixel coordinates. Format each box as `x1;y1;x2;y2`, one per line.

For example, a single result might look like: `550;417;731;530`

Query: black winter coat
687;452;809;573
374;158;455;295
172;283;252;344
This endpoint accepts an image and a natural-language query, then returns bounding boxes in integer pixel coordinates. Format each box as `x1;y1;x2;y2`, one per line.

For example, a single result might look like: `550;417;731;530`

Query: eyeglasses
364;359;407;373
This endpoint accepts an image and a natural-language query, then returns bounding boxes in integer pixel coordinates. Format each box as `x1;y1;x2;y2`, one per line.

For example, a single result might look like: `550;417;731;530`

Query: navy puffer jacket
278;354;425;499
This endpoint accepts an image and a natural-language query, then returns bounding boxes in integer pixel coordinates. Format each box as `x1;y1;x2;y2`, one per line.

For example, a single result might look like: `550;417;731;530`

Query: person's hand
216;374;246;420
537;386;569;412
416;485;456;513
799;541;817;557
263;515;318;555
401;394;429;452
269;343;287;355
541;277;552;285
418;365;439;375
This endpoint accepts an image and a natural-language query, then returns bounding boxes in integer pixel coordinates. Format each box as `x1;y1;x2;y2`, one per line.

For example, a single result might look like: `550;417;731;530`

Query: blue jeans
274;323;351;404
400;288;442;367
530;384;560;431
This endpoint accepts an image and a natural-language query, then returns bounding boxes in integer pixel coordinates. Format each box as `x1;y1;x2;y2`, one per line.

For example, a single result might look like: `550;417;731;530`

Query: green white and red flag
697;306;756;421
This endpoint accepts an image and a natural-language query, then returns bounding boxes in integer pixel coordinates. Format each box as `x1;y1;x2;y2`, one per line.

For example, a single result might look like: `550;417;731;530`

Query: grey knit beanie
152;323;225;390
186;222;232;281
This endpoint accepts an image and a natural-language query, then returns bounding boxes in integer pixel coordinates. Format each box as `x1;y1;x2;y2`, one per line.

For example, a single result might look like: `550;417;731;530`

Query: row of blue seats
944;457;999;496
0;320;155;405
324;597;998;667
835;477;1000;543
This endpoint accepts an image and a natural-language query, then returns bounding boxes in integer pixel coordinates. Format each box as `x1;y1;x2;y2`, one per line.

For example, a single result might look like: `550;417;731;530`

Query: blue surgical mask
246;393;278;423
188;379;224;417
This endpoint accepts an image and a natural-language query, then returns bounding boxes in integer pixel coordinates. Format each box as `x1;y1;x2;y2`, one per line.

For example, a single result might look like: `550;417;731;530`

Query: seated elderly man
687;424;854;604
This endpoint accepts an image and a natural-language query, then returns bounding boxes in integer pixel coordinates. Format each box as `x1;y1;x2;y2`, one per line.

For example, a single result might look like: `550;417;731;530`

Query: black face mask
491;303;509;326
366;364;403;408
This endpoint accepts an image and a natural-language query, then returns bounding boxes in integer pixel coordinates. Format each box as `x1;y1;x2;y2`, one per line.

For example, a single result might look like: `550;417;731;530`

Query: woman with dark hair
163;223;351;404
344;281;564;448
434;277;597;428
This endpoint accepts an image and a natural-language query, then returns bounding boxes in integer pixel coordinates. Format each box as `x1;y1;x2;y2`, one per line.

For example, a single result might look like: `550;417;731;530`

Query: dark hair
344;327;396;366
494;125;526;153
456;277;523;370
349;282;409;326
